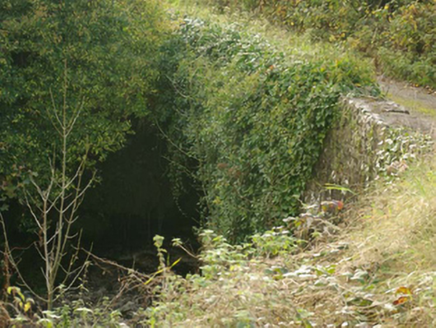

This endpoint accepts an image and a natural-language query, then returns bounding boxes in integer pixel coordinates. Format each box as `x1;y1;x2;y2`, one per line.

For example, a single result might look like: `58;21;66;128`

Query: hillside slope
196;0;436;89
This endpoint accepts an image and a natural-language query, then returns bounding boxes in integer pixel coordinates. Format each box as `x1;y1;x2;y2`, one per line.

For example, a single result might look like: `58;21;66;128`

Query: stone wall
304;97;432;203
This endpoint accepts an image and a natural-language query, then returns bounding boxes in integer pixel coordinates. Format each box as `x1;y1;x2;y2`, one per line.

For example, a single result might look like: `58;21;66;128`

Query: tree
0;0;167;203
1;66;95;310
0;0;169;308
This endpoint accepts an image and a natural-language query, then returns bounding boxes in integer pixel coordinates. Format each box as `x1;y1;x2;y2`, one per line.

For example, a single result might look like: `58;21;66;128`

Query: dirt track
378;78;436;139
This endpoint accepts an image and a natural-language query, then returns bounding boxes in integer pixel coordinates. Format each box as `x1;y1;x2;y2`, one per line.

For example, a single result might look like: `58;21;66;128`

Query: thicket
0;0;167;207
155;18;379;242
200;0;436;88
0;0;168;310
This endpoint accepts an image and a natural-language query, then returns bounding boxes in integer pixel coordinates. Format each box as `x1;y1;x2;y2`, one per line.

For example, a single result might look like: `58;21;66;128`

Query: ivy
156;18;379;242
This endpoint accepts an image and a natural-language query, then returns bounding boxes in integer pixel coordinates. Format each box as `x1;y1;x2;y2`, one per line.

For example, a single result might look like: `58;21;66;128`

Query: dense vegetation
0;0;167;205
144;154;436;327
155;18;379;241
0;0;169;315
200;0;436;88
1;0;435;326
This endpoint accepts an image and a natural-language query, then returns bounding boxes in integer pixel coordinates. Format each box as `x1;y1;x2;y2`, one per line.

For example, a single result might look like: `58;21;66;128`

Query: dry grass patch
143;155;436;327
345;155;436;271
334;154;436;326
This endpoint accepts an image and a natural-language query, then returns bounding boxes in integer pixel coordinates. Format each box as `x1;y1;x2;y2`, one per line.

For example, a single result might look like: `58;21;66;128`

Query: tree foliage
0;0;168;203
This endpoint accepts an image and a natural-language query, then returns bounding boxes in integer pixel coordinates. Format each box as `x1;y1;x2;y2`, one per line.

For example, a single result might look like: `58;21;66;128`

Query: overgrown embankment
2;1;436;326
155;16;379;241
145;153;436;327
141;3;436;327
197;0;436;89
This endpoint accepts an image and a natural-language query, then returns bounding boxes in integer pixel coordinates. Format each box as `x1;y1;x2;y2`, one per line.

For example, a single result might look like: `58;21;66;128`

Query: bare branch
66;99;85;136
49;89;63;134
23;192;43;230
0;213;47;303
28;176;46;202
55;247;92;298
4;65;96;310
66;232;79;239
34;242;47;260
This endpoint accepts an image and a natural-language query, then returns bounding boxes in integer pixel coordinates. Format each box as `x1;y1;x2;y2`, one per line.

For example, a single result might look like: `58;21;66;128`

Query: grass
387;93;436;118
347;152;436;275
164;0;377;78
340;153;436;326
145;153;436;327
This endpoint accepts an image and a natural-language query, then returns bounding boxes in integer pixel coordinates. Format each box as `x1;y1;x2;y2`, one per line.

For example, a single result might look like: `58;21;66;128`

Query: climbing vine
155;18;379;241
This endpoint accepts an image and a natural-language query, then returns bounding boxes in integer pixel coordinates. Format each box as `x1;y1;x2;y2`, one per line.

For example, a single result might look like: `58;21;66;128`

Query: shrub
377;1;436;86
200;0;436;88
144;230;302;327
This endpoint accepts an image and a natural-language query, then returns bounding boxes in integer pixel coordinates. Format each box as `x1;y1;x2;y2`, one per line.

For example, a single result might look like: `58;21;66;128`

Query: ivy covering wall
305;97;434;202
154;19;380;241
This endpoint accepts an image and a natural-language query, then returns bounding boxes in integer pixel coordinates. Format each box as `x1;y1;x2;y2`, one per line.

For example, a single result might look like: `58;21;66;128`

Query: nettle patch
158;18;379;242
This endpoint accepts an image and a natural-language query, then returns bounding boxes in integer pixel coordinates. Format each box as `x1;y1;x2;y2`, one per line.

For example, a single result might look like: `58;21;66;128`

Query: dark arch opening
0;120;201;301
77;121;201;270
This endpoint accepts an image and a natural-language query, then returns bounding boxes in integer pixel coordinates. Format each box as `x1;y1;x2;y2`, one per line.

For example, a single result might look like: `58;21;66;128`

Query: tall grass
145;154;436;327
